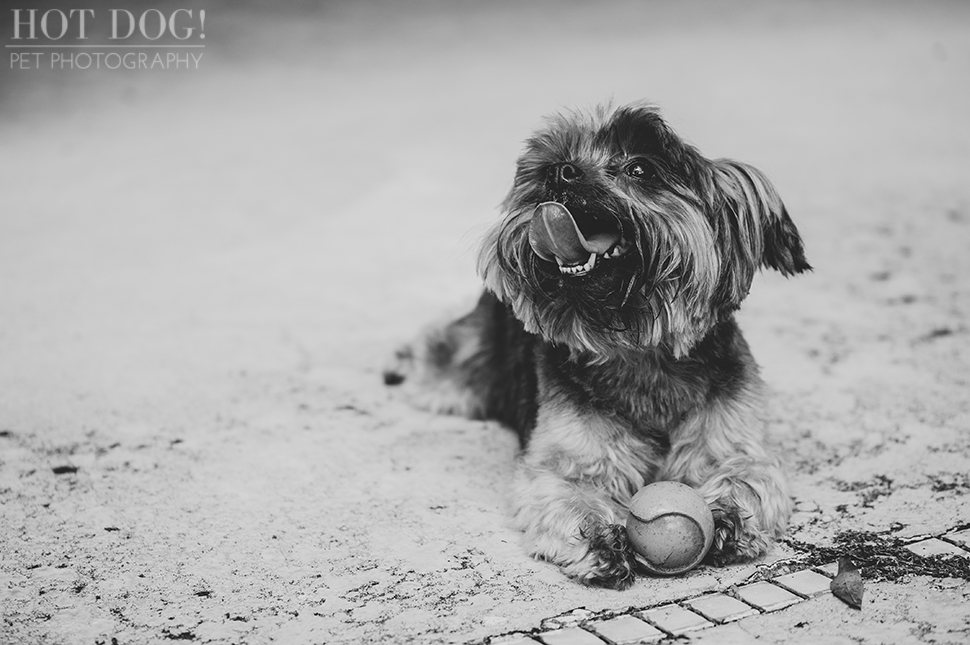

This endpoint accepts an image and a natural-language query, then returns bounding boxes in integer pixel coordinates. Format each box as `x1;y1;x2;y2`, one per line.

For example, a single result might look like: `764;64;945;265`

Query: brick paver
735;581;803;611
943;528;970;549
905;538;969;558
685;593;758;623
640;603;713;635
687;622;764;644
773;568;833;597
587;616;666;645
588;615;664;643
491;636;540;645
536;627;605;645
814;561;840;577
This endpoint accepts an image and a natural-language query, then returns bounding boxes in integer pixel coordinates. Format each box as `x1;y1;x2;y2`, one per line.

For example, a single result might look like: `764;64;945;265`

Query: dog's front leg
511;406;652;590
693;454;791;566
513;462;639;589
661;396;793;566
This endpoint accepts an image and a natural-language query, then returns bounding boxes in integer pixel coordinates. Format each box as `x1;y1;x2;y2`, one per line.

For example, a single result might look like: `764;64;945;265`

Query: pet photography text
6;7;206;71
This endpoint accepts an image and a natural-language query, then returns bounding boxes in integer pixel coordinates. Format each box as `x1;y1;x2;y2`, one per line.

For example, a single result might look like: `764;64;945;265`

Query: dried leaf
831;557;864;609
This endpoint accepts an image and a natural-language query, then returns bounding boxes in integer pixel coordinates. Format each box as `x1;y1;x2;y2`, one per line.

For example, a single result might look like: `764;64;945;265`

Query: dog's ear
710;157;810;278
707;159;810;308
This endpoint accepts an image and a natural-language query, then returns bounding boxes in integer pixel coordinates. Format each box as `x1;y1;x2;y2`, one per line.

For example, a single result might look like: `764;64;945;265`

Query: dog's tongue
528;202;617;264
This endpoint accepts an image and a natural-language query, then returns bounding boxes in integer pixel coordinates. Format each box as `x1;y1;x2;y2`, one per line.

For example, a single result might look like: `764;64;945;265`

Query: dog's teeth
557;252;600;276
556;244;630;274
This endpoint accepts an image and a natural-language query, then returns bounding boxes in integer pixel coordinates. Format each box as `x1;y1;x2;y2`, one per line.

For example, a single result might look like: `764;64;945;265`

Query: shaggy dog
385;102;810;589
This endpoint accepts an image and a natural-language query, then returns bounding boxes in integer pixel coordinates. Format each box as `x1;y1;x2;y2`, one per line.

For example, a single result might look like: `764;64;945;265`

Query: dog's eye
625;161;652;180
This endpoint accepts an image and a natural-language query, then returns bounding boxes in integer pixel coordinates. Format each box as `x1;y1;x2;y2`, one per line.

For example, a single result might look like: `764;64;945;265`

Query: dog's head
478;102;810;358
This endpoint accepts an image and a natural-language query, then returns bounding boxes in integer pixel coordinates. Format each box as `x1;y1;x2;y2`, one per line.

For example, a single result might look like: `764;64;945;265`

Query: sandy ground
1;1;969;643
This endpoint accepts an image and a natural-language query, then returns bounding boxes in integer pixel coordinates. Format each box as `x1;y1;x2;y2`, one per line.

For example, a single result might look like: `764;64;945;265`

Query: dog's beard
479;188;722;359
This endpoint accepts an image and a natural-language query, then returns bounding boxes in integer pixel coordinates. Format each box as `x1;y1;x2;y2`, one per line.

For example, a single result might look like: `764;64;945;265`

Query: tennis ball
626;481;715;576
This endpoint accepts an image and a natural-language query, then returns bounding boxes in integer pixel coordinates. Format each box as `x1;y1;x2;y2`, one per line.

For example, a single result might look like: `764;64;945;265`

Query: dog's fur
384;102;810;589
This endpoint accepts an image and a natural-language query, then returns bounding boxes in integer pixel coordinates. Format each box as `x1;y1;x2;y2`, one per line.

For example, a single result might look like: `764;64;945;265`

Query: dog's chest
541;346;709;439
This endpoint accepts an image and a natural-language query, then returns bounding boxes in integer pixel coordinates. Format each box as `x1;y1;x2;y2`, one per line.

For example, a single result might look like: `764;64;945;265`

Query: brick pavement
479;528;970;644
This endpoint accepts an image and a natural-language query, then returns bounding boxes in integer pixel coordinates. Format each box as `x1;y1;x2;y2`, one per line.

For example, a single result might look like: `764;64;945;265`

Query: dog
384;102;810;589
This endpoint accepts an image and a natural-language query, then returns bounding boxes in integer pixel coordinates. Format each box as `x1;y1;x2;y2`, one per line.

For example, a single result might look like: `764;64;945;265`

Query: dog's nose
547;162;584;186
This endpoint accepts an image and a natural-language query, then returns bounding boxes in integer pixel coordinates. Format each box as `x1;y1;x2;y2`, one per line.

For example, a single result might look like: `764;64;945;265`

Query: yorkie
385;102;810;589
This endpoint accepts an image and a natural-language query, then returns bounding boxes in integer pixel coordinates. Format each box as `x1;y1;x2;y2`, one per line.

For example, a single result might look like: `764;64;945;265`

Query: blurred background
1;0;967;427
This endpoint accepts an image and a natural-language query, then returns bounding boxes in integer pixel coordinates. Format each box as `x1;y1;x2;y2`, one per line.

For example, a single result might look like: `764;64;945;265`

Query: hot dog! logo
7;8;206;70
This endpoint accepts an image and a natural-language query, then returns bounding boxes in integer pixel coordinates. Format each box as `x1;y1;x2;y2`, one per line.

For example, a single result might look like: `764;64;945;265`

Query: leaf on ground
831;556;864;609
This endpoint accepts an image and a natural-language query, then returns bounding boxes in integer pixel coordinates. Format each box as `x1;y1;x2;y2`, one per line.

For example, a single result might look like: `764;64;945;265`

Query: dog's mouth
527;202;629;276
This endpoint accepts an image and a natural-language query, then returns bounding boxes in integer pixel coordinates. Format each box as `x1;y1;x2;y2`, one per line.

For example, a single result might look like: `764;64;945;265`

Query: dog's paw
382;342;485;417
705;507;771;566
382;344;414;386
565;524;639;590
